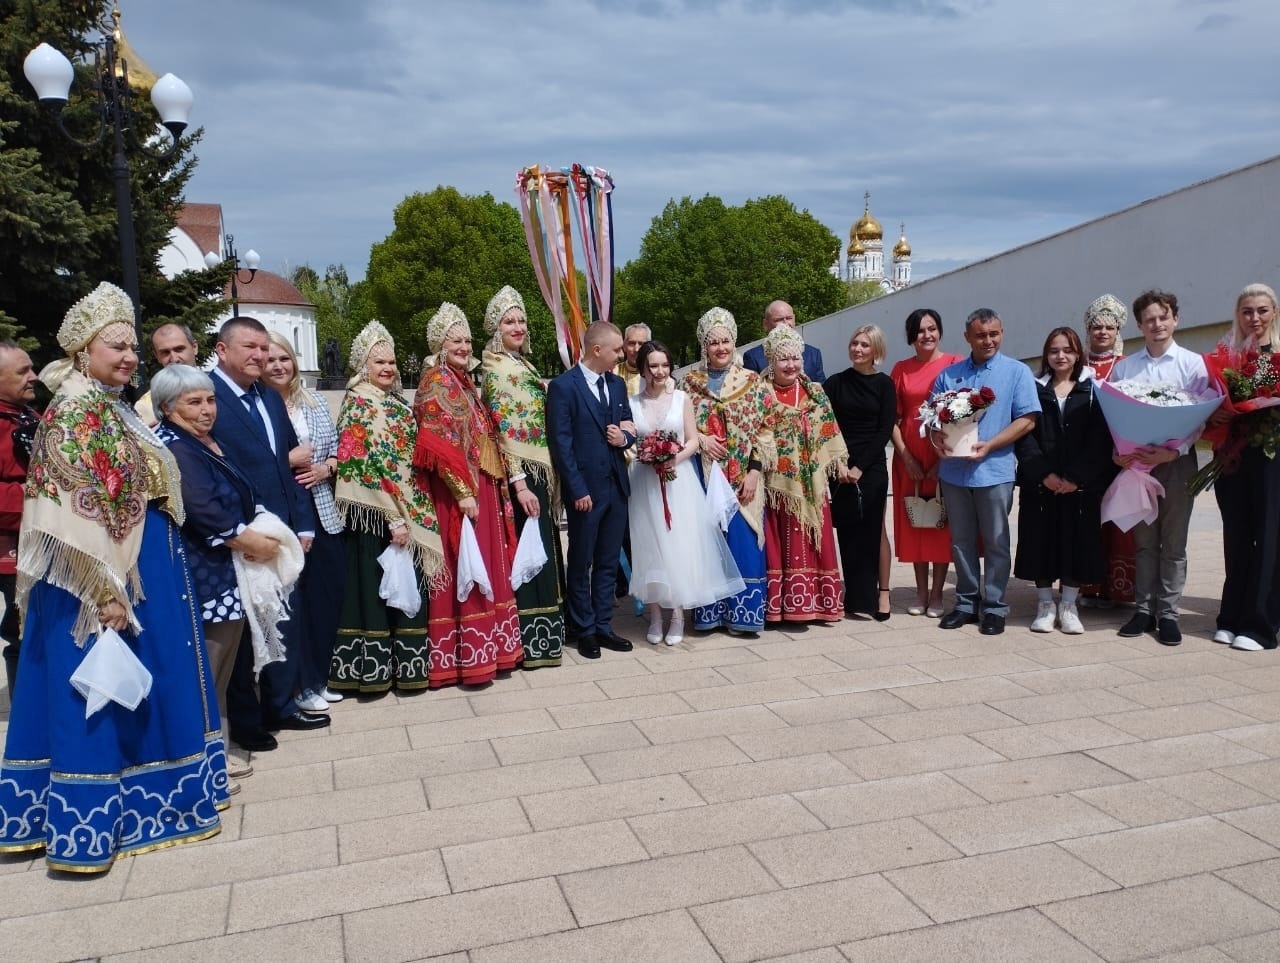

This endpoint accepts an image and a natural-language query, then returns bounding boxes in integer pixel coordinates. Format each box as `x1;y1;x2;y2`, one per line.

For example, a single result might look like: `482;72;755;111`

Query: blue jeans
941;481;1015;617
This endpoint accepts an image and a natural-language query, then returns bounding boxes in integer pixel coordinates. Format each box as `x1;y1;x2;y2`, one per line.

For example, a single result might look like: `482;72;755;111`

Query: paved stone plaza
4;495;1280;961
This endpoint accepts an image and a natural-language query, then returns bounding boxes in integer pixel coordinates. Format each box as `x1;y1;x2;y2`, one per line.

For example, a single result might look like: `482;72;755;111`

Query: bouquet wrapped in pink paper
1095;379;1222;531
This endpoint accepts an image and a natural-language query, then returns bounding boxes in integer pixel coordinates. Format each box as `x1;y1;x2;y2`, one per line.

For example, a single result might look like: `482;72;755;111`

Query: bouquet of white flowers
1096;379;1222;531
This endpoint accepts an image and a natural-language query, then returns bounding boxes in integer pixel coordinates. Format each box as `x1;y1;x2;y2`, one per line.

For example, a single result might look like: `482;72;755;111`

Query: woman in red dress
889;309;962;617
414;303;522;687
1080;293;1136;607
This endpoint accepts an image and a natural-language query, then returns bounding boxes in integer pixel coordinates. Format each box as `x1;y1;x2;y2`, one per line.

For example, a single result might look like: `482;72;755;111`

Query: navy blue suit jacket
210;368;315;534
546;366;633;503
742;342;826;383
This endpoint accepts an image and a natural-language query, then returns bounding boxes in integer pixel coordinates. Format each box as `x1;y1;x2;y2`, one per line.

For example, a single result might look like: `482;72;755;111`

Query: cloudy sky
118;0;1278;284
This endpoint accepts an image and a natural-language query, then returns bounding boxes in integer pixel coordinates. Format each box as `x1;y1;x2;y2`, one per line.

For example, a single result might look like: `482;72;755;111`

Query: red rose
1242;362;1258;378
979;386;996;402
939;408;953;424
104;468;124;500
83;411;101;430
1258;386;1275;399
92;449;111;478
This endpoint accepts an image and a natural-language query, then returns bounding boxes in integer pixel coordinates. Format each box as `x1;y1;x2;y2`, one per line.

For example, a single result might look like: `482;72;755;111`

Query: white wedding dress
628;389;746;608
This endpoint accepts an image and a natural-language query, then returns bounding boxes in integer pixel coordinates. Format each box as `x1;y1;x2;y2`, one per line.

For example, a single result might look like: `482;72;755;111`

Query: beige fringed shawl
480;349;560;514
764;377;848;549
334;380;445;584
19;371;184;646
680;363;778;542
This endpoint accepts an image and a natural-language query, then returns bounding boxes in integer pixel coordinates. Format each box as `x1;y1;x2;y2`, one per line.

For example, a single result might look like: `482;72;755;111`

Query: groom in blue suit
210;316;326;747
547;322;637;659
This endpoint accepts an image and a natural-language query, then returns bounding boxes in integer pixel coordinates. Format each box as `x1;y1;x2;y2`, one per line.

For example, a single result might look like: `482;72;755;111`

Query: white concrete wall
789;154;1280;371
158;226;208;279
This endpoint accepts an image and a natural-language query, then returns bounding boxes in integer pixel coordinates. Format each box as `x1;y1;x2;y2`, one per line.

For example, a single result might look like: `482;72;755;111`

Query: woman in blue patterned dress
0;283;226;873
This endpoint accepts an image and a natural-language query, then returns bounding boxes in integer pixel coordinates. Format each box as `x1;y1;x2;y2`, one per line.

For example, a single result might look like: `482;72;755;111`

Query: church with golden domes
842;192;913;292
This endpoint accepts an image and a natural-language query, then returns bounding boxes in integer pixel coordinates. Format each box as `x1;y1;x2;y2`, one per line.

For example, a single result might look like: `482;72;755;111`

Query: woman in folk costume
761;326;848;622
414;303;523;686
679;307;777;635
480;286;565;668
330;321;446;692
0;282;226;873
1079;293;1136;608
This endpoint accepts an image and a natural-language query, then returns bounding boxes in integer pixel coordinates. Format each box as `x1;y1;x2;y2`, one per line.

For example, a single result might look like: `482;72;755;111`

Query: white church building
159;203;320;374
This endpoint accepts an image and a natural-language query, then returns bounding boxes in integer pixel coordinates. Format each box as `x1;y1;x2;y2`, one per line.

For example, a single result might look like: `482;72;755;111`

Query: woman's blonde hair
266;331;318;408
850;324;886;365
1226;283;1280;351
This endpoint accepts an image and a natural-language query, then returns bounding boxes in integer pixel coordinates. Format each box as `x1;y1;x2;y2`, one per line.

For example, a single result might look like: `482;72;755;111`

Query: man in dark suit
210;316;327;744
547;322;637;659
742;300;826;382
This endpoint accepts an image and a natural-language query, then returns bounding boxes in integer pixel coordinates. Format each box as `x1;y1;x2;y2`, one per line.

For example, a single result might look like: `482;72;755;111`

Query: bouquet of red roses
919;386;996;457
636;430;682;528
1190;345;1280;493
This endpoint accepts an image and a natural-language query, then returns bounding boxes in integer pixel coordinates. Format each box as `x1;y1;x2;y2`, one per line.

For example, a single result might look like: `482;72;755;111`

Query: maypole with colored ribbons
515;164;615;369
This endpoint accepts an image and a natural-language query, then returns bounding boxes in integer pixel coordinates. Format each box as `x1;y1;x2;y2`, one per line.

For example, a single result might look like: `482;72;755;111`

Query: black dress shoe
938;609;979;630
1157;618;1183;646
267;710;331;732
1118;613;1156;638
980;613;1006;635
229;726;277;752
578;635;601;660
598;631;633;652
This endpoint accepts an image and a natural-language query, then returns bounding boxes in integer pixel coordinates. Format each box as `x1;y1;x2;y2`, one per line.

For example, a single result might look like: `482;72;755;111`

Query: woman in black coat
1014;327;1117;635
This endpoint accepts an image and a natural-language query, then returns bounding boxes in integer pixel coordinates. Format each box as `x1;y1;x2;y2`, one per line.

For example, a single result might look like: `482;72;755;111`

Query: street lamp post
23;5;193;390
203;235;259;318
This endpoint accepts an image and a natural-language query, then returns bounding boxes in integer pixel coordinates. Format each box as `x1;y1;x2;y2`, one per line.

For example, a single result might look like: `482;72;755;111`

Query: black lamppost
203;234;259;318
23;5;193;390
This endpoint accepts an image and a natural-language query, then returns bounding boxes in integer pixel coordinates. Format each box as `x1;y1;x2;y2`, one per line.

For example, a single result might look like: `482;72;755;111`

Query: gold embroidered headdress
41;281;137;392
1084;293;1127;355
696;306;737;351
426;302;469;356
484;286;528;354
347;320;395;389
762;325;805;364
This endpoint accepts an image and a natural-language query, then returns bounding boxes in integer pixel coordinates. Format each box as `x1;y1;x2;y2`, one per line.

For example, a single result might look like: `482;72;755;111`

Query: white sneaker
1030;601;1056;633
297;690;330;712
1212;629;1235;645
1232;635;1265;651
1058;602;1084;635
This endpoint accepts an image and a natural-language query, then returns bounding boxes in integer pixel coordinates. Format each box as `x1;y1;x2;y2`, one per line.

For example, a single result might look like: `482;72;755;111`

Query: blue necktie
596;375;609;412
242;386;270;445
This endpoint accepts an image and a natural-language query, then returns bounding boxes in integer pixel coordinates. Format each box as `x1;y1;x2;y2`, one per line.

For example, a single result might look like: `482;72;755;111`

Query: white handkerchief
70;628;153;718
377;543;423;618
705;461;740;533
456;516;493;601
510;517;549;591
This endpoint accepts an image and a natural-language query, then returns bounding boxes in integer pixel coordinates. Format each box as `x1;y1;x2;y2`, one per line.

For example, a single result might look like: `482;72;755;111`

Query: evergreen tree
0;0;220;366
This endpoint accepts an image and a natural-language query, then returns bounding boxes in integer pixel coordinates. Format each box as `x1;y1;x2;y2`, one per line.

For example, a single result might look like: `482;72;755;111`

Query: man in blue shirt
932;309;1040;635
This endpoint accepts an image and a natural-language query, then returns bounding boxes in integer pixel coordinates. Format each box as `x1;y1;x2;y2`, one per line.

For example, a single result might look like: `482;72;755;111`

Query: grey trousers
941;481;1015;617
204;618;245;750
1132;452;1197;621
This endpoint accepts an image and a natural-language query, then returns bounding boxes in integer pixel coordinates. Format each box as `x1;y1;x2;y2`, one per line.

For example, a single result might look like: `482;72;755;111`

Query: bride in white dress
629;342;746;644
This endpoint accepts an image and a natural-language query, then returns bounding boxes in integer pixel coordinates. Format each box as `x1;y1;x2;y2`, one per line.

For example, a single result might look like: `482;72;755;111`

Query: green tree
0;0;217;365
365;187;561;374
291;263;375;372
613;194;846;364
846;278;885;307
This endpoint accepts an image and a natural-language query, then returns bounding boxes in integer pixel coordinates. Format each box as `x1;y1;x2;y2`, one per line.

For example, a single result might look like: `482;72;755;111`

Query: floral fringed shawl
680;363;778;542
19;370;184;645
335;380;445;584
413;362;507;495
765;376;848;549
480;349;560;514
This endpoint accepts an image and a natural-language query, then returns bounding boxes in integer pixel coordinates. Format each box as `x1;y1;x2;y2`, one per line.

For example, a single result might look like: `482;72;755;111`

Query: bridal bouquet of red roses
636;430;682;528
1190;345;1280;494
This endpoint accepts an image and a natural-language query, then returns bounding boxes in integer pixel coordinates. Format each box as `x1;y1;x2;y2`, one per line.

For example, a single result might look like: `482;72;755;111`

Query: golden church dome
112;9;159;92
892;223;911;258
847;235;865;257
850;192;883;242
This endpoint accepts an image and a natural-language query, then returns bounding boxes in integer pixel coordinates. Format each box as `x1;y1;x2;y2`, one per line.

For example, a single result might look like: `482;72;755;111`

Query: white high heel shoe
665;612;684;646
646;610;664;644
